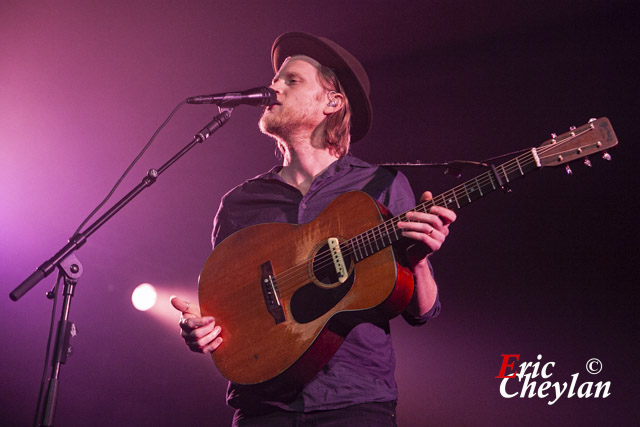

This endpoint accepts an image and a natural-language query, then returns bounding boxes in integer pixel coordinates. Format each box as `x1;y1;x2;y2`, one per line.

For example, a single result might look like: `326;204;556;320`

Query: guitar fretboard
345;148;541;262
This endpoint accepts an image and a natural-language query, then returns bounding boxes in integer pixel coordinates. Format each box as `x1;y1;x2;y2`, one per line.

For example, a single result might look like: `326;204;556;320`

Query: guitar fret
451;191;460;209
357;233;365;259
440;195;448;209
350;239;359;262
389;218;398;243
357;233;363;258
379;224;386;246
350;236;358;261
372;228;381;251
515;157;524;175
362;230;370;256
381;221;391;244
364;229;373;255
464;182;472;203
456;188;467;207
501;164;510;182
380;224;388;247
392;218;400;242
476;177;484;196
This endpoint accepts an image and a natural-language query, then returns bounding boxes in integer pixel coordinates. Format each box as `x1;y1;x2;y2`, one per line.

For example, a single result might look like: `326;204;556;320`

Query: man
171;32;456;426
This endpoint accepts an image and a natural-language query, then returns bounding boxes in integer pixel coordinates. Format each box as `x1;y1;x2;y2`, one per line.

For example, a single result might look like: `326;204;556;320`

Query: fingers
172;295;219;353
397;191;457;255
400;226;445;252
419;191;458;225
180;316;215;331
170;295;189;312
419;191;433;202
430;205;457;225
180;316;222;353
170;295;201;317
403;211;445;231
398;211;448;240
201;332;224;353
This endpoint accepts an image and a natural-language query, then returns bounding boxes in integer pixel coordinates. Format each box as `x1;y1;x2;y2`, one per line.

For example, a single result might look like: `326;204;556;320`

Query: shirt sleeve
384;169;442;326
401;268;441;326
211;190;239;249
211;201;225;249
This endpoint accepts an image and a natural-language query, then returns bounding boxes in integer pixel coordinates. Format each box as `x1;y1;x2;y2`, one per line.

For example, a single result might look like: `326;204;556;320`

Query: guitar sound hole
289;244;355;324
311;243;352;288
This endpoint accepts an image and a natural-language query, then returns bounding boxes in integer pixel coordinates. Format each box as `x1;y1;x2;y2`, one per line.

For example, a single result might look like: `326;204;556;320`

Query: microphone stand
10;107;233;426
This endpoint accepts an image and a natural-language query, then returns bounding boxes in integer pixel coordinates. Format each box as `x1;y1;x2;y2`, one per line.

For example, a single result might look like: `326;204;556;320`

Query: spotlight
131;283;157;311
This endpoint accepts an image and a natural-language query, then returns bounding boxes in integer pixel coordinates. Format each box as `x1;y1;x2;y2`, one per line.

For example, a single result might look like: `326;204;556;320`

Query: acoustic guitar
198;117;617;390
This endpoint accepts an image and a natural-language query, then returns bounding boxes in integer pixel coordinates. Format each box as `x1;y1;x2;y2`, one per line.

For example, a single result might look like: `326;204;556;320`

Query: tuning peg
551;133;557;139
588;118;597;123
583;157;592;167
569;126;576;131
602;152;612;161
565;165;573;175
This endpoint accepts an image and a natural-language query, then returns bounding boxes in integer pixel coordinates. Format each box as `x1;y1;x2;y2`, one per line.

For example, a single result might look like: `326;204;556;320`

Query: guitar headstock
537;117;618;168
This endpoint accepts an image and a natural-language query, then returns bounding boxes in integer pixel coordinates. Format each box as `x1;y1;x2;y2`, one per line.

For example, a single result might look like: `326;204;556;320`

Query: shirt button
301;203;306;209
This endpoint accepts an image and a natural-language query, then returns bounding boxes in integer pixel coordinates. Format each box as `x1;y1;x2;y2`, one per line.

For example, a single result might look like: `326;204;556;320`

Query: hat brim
271;32;372;143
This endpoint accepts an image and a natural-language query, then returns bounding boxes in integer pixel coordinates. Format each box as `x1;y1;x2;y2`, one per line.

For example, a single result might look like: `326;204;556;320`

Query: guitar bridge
260;261;285;324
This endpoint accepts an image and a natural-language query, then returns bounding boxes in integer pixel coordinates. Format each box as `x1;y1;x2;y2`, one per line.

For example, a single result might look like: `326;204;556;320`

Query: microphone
186;87;277;107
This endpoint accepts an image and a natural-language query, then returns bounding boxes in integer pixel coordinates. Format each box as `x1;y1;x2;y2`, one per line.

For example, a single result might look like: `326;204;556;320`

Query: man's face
259;56;327;141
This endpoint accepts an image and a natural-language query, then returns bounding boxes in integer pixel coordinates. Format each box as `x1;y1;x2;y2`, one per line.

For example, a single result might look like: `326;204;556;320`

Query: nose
269;79;283;93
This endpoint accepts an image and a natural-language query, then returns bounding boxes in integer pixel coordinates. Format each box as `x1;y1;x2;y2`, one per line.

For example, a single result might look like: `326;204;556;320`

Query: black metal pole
39;254;82;426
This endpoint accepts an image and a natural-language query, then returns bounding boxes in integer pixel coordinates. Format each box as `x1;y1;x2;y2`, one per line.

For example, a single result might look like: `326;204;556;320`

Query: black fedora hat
271;32;372;143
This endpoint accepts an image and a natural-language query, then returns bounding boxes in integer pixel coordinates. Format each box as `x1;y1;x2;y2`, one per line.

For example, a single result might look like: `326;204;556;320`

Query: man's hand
397;191;457;266
170;296;223;353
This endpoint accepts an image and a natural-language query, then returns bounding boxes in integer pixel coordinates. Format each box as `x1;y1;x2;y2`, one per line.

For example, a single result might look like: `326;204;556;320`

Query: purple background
1;1;637;426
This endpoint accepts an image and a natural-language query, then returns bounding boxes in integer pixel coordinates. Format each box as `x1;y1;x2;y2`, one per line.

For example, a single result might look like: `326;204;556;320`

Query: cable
71;99;187;238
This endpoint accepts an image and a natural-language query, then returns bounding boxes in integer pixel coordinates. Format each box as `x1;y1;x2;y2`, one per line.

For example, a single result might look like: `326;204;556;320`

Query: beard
258;99;320;142
258;107;289;140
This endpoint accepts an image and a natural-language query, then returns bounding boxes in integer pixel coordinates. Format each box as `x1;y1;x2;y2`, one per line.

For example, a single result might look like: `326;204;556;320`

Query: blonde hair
317;65;352;157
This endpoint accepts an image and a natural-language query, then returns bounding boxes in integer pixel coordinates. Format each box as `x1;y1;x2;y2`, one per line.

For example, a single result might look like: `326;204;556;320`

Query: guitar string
272;150;539;290
272;147;560;294
268;127;596;293
271;156;531;294
271;138;577;293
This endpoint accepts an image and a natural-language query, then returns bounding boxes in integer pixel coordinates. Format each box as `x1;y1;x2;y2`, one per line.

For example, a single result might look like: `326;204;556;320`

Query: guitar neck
347;148;541;262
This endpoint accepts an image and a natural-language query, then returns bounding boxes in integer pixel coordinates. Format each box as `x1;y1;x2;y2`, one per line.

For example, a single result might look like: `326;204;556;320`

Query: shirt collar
252;155;371;183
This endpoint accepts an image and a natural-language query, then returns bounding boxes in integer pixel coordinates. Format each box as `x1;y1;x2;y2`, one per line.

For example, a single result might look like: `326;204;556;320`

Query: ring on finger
427;226;435;236
180;315;189;326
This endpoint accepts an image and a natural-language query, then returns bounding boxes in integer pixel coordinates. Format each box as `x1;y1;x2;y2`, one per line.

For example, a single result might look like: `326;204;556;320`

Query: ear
323;92;345;115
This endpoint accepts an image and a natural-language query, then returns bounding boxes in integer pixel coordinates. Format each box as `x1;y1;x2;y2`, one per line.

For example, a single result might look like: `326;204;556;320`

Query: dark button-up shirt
211;155;441;412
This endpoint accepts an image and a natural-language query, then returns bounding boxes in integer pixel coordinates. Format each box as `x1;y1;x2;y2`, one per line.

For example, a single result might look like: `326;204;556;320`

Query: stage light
131;283;157;311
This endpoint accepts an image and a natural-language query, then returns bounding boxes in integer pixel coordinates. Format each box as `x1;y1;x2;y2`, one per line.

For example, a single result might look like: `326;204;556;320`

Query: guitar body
198;191;414;389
